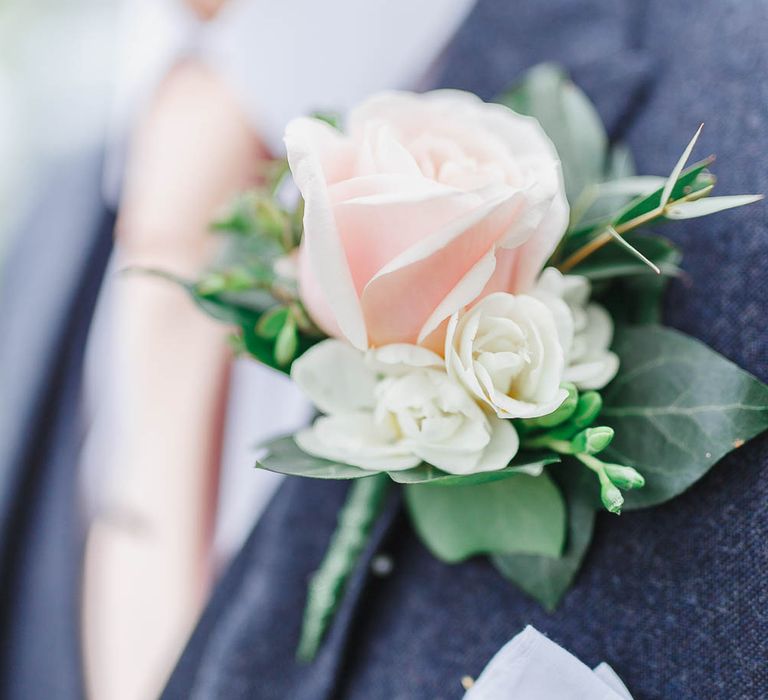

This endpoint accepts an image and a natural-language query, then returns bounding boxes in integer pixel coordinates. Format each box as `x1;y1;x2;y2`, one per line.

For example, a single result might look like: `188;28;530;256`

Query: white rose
533;268;619;390
445;292;568;419
291;339;519;475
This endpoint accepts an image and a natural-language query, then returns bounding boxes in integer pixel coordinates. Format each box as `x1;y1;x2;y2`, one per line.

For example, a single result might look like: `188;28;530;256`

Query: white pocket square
464;626;632;700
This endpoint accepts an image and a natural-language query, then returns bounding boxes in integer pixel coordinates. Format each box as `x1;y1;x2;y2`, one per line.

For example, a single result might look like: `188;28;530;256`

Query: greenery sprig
518;384;645;513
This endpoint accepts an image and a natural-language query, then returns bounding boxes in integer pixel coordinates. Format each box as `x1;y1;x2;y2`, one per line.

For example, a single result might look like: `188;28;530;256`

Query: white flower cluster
292;269;618;475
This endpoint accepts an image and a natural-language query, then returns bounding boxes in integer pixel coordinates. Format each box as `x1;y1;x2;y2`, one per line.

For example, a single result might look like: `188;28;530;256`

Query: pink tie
81;61;266;700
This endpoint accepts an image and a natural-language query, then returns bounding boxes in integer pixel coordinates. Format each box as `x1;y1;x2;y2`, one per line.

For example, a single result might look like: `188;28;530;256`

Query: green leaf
298;474;390;661
665;194;763;219
521;383;578;429
660;123;703;208
404;472;566;563
596;176;668;197
571;233;681;281
241;322;287;372
566;160;715;245
602;325;768;509
311;111;342;130
388;452;560;486
497;63;607;204
274;314;299;365
491;467;596;610
256;306;289;339
596;272;671;325
257;436;374;479
614;160;714;228
211;190;289;245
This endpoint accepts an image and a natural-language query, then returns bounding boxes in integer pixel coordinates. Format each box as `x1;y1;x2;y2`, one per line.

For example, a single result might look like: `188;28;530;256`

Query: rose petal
417;247;497;344
286;117;368;348
565;352;620;390
368;343;445;373
580;304;614;356
295;413;420;472
331;179;480;295
291;339;376;414
361;192;529;346
412;415;520;475
355;121;423;177
475;416;521;472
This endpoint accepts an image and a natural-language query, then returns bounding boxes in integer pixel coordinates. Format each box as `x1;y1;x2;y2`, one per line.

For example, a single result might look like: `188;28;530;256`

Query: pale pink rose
284;90;568;351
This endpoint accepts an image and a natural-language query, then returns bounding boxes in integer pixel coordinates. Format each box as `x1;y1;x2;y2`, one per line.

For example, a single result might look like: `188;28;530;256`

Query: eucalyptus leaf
497;63;607;204
602;326;768;509
388;452;559;486
405;472;566;563
257;436;374;479
491;467;596;610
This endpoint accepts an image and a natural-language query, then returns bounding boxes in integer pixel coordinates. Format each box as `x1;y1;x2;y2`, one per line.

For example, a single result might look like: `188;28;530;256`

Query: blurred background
0;0;118;264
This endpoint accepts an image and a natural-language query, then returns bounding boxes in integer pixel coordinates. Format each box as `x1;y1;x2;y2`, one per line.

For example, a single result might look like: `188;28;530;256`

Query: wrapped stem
297;474;390;662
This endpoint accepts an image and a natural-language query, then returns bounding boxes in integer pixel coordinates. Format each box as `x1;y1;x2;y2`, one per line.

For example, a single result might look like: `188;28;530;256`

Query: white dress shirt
84;0;476;569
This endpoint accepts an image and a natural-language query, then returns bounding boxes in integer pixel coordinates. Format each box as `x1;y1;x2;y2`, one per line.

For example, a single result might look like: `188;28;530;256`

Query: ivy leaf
491;466;596;610
602;325;768;509
256;436;375;479
404;473;566;563
497;63;607;204
388;451;559;486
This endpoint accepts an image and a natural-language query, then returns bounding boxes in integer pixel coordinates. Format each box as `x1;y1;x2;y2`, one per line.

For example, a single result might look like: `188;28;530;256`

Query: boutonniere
153;64;767;661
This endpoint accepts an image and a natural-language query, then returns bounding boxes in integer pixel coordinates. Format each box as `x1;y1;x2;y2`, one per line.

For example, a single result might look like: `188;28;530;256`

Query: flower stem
575;453;624;513
557;184;714;272
521;435;574;454
558;206;664;272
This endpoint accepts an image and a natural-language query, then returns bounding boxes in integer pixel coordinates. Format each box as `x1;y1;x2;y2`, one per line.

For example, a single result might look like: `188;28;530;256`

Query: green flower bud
603;463;645;490
598;469;624;514
521;383;578;429
571;426;614;455
571;391;603;429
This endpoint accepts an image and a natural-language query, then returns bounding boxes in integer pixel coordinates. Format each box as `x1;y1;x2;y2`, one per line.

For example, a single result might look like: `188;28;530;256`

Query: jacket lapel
436;0;653;138
0;149;111;557
0;149;113;698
